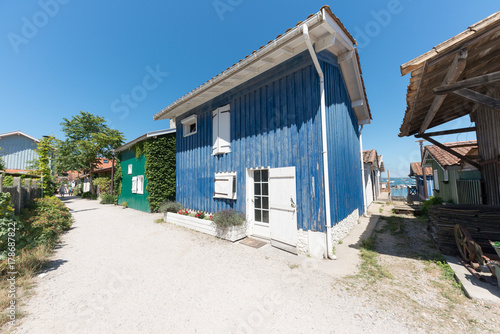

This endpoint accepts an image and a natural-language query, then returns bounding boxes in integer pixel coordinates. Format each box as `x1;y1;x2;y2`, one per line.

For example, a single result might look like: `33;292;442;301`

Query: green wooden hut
423;141;482;204
114;129;176;212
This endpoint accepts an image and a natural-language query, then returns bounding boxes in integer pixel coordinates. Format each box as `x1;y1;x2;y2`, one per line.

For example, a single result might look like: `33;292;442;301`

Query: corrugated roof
0;130;39;143
363;149;377;164
114;128;176;153
424;140;477;168
154;6;371;123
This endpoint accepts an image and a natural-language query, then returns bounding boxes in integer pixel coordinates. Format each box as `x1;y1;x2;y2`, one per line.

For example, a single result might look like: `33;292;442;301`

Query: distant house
362;149;384;207
409;162;434;199
423;141;482;204
0;130;39;173
114;129;176;212
80;158;115;193
153;7;372;258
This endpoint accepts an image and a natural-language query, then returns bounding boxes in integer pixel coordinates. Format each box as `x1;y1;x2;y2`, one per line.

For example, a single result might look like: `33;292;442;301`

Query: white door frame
246;168;270;239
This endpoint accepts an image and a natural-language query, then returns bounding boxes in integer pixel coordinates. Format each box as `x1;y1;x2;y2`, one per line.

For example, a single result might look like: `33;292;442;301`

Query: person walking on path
59;184;67;198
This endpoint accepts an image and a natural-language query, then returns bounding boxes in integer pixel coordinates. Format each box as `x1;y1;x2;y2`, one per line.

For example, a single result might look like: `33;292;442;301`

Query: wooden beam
452;88;500;110
415;127;476;138
434;71;500;95
418;49;468;134
421;134;481;169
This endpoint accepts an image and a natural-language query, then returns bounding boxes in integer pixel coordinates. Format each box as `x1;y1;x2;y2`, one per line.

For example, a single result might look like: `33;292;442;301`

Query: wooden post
417;140;428;200
13;177;21;214
387;170;391;202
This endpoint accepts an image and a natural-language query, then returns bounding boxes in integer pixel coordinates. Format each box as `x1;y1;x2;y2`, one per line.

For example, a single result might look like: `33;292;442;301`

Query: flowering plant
178;209;189;216
194;211;205;219
209;215;214;221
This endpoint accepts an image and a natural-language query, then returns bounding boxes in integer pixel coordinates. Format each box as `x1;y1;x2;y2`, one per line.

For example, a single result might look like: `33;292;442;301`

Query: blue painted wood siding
0;135;38;170
322;58;365;223
175;50;364;232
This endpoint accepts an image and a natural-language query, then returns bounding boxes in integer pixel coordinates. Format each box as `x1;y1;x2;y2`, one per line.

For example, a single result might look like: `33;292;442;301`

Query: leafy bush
178;209;189;215
422;196;443;215
0;193;28;259
121;201;128;208
2;175;13;187
18;197;73;247
73;187;81;196
81;192;98;200
100;194;116;205
159;200;183;213
92;177;111;195
212;209;245;229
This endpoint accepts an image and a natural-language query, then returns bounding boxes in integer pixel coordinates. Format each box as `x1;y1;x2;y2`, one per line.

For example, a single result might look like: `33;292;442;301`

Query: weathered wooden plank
452;88;500;110
419;49;468;134
434;70;500;95
415;126;476;138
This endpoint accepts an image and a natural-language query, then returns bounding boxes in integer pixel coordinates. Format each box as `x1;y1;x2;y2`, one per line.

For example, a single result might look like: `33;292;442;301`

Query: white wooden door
269;167;297;253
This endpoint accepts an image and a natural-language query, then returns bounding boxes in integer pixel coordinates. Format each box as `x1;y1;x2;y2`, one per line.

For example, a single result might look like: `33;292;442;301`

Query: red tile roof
424;141;477;167
363;149;377;164
410;162;432;176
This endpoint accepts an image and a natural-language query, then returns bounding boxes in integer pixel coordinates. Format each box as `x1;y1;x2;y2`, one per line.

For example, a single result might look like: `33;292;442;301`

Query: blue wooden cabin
154;6;372;258
0;130;39;172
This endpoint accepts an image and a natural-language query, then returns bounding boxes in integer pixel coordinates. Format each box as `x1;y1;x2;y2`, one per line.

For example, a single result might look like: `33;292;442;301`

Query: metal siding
118;147;150;212
176;50;363;231
322;56;365;224
0;135;38;170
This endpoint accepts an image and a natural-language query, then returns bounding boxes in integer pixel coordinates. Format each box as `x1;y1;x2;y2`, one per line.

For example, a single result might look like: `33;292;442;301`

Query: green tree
0;147;5;170
35;136;58;197
58;111;124;194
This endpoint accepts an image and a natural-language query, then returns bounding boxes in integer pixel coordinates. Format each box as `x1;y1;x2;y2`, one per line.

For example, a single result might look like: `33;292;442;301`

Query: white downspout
359;125;368;216
303;25;335;260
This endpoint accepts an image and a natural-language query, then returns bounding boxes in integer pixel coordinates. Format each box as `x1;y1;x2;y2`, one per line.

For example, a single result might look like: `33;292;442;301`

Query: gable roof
154;6;371;124
363;149;377;164
399;11;500;136
0;130;39;143
409;162;432;177
114;128;176;153
423;140;477;169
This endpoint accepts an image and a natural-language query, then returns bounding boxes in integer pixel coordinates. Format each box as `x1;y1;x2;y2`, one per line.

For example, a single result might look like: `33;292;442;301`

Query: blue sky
1;1;498;177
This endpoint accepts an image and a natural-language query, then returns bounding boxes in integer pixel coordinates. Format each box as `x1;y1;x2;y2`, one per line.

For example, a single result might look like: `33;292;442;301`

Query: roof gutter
303;24;335;260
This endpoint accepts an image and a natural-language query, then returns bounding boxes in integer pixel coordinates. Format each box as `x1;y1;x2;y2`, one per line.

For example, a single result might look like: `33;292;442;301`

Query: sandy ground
8;197;419;334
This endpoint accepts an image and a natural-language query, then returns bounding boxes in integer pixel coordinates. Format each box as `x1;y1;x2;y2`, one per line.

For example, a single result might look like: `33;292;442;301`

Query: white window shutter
132;176;137;194
214;175;231;197
137;175;144;195
212;109;219;154
218;105;231;153
433;170;439;190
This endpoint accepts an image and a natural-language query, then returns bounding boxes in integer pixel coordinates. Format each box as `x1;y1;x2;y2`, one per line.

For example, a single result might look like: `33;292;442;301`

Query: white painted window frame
181;114;197;137
214;171;237;200
128;164;132;175
137;175;144;195
132;176;138;194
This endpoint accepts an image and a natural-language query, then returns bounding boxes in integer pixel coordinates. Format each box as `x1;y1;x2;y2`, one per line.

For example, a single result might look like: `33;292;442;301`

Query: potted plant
212;209;247;242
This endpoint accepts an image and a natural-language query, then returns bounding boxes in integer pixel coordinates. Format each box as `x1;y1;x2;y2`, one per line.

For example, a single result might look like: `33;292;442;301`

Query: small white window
181;115;197;137
214;172;237;200
433;170;439;191
212;104;231;155
132;176;137;194
128;164;132;175
137;175;144;195
443;169;449;182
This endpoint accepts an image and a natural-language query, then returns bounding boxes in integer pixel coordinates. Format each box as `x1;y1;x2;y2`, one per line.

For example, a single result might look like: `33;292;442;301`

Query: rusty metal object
454;224;475;262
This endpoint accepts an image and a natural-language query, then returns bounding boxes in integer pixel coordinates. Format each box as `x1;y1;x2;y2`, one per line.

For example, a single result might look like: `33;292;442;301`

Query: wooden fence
0;174;41;214
428;204;500;256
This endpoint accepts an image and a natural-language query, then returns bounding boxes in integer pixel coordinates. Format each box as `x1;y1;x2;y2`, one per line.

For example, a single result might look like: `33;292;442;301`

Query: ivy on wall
114;155;122;196
144;135;176;212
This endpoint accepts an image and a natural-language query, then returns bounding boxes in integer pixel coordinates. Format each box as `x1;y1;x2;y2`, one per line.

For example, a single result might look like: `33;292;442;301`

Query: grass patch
0;244;53;327
338;240;343;245
358;236;393;281
154;218;165;224
288;263;299;269
376;216;405;236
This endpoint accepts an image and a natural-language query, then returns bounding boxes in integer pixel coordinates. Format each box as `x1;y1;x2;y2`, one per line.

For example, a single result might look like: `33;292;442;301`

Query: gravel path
13;197;414;334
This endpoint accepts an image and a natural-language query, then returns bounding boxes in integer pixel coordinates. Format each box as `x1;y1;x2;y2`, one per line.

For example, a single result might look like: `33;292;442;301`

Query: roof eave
154;7;371;124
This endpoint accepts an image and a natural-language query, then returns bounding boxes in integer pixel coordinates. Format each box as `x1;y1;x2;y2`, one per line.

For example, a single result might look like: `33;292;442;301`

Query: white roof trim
114;128;176;152
154;9;370;124
0;130;39;143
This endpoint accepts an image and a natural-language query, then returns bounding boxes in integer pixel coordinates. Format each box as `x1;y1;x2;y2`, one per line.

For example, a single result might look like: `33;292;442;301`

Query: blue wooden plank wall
176;50;364;232
0;135;38;170
322;56;365;223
